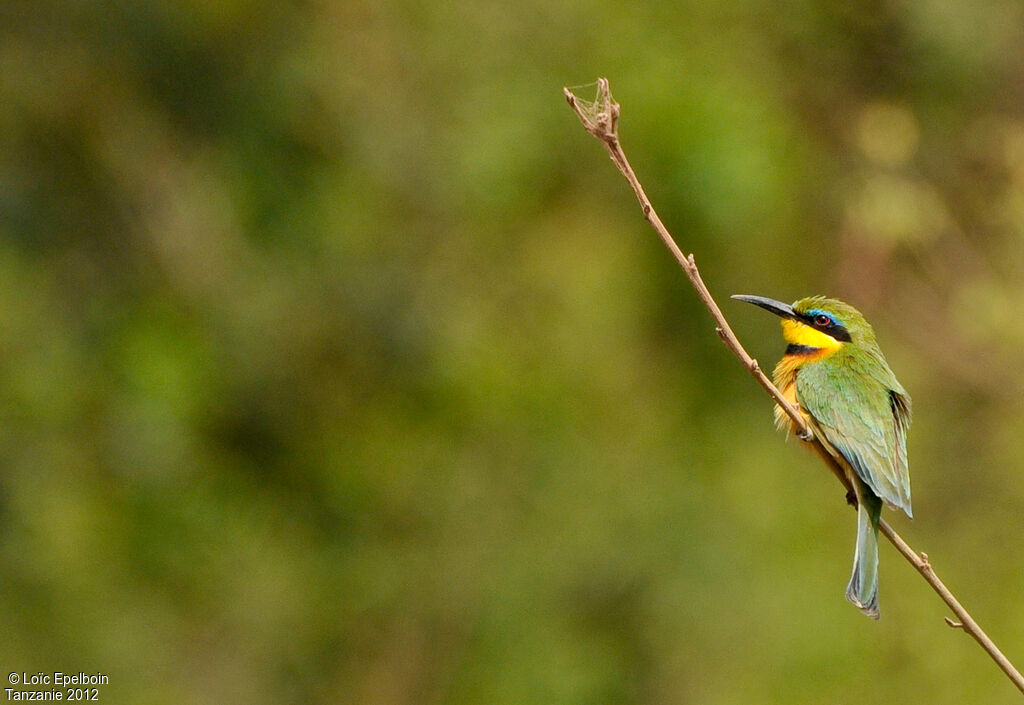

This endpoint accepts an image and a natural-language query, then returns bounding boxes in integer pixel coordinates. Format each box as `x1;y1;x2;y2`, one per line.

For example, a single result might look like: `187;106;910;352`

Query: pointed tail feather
846;486;882;619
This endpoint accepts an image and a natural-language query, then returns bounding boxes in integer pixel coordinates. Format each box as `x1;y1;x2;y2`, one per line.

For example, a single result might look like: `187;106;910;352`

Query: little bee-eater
732;295;911;619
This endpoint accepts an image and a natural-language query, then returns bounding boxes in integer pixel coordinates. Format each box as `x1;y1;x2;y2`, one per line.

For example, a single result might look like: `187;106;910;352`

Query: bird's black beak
731;294;798;320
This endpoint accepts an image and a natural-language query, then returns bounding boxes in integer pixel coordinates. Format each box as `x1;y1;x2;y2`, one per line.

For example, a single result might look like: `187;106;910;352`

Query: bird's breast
772;358;807;432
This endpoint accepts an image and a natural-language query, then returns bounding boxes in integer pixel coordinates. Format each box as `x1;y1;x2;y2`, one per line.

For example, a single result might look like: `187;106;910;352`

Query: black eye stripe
798;312;852;342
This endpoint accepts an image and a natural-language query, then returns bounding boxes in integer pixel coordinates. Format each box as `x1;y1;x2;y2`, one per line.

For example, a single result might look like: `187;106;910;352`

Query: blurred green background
3;0;1024;703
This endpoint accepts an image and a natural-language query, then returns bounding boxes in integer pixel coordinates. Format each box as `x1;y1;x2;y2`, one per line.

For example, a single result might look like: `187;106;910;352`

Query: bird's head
732;294;876;355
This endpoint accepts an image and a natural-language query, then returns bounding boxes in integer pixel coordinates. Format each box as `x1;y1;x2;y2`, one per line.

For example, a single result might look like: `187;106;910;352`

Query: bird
732;294;911;619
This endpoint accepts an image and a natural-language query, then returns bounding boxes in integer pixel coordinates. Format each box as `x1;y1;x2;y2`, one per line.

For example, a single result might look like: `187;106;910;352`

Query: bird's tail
845;482;882;619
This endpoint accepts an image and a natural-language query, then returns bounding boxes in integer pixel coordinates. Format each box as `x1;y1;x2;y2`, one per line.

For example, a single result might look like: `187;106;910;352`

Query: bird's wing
886;387;912;514
797;356;912;517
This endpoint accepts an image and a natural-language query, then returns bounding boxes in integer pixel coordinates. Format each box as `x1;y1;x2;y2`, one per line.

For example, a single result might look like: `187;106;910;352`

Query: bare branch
565;77;1024;695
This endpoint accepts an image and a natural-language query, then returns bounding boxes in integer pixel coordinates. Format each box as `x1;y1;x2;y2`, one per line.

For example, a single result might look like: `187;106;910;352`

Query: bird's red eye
814;314;831;327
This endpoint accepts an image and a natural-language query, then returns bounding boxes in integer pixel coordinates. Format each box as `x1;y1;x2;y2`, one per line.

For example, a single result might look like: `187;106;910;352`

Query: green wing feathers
796;349;912;518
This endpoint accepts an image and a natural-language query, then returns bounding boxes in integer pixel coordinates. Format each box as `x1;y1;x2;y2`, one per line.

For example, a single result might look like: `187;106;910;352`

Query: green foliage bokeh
3;1;1024;703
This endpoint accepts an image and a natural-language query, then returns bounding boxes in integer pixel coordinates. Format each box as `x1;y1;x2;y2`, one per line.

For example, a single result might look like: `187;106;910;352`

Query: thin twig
565;77;1024;695
563;80;840;490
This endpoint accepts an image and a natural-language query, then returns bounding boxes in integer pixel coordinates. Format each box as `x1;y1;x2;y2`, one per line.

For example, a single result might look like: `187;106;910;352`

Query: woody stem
565;76;1024;696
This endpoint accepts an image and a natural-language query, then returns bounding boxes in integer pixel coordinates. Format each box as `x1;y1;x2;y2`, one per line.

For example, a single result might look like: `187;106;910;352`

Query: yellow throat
781;318;844;356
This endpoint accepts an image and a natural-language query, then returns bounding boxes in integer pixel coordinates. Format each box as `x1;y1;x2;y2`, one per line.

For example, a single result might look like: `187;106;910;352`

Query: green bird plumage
733;294;912;619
